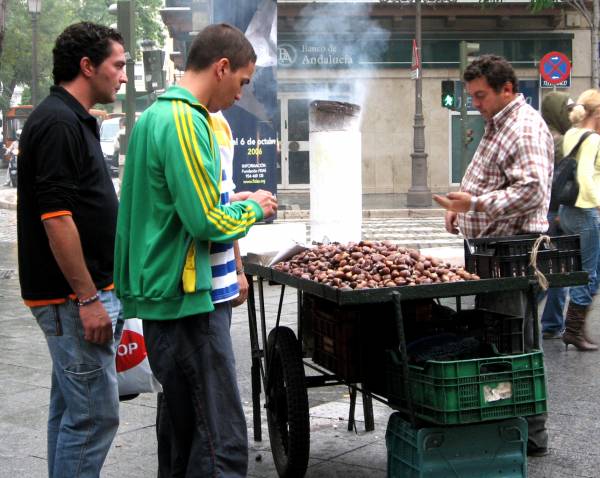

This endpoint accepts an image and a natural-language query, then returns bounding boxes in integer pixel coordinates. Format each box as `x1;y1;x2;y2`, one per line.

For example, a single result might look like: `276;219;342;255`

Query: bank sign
279;42;356;68
278;36;572;70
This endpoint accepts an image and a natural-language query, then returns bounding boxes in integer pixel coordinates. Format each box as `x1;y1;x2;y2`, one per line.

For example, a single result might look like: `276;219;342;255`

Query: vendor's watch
470;195;478;212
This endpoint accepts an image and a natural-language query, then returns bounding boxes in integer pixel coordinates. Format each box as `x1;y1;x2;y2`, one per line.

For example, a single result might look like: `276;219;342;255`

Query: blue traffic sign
539;51;571;84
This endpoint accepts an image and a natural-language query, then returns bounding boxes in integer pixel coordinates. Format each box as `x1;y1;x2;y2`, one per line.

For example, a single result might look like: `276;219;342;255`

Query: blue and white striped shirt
210;112;239;304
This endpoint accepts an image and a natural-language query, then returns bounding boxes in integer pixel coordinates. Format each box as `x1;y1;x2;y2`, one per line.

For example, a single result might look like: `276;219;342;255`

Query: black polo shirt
17;86;119;301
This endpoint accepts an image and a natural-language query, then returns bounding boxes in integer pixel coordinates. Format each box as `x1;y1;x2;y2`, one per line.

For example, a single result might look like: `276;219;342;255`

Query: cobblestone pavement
0;209;17;243
0;208;461;249
361;217;461;248
276;216;462;249
3;203;599;477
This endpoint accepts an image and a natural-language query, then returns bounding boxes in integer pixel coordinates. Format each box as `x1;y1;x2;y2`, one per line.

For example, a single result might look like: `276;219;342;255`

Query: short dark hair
185;23;257;72
463;54;519;94
53;22;124;85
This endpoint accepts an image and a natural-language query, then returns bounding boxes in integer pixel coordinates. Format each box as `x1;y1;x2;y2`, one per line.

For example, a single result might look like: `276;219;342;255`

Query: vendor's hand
433;192;472;213
249;189;277;219
79;300;113;344
231;191;253;203
231;272;248;307
444;211;459;235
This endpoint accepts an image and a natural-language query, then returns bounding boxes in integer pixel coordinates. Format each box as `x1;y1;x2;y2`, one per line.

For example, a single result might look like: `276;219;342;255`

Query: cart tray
244;262;587;305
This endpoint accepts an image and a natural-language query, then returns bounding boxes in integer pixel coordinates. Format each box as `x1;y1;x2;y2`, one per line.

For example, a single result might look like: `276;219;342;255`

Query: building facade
160;0;592;206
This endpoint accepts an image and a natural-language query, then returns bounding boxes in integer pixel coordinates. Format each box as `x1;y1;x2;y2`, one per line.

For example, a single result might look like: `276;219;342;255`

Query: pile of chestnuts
272;240;480;290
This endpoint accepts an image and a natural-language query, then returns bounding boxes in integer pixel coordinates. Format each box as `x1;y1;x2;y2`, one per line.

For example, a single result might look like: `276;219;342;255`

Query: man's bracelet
77;292;100;307
236;267;244;275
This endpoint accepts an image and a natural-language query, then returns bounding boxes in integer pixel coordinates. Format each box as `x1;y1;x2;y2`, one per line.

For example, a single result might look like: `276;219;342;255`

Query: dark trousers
476;290;548;450
144;302;248;478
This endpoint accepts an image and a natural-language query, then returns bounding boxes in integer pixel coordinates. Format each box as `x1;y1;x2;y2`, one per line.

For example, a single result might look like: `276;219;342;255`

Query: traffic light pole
406;0;431;207
111;0;136;177
459;40;468;178
123;0;135;161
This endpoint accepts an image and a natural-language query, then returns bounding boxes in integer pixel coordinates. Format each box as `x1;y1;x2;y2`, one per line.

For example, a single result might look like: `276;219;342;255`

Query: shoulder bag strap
567;130;594;158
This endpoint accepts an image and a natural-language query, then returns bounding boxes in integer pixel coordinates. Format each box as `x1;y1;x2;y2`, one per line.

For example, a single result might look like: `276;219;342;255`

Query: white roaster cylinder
309;100;362;244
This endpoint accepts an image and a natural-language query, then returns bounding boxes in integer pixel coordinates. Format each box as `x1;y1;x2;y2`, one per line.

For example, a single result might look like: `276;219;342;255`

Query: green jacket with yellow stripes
114;86;264;320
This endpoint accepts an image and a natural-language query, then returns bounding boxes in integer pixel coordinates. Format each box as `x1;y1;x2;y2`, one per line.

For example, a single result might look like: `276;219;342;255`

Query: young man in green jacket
114;23;277;477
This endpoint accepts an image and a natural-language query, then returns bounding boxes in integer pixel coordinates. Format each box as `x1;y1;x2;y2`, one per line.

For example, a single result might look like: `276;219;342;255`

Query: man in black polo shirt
17;22;127;477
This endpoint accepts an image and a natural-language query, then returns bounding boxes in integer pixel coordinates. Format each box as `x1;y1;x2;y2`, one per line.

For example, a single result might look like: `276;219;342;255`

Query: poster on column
214;0;278;219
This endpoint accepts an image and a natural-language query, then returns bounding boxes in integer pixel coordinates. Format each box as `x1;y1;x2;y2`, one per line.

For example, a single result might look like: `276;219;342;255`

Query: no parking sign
539;51;571;88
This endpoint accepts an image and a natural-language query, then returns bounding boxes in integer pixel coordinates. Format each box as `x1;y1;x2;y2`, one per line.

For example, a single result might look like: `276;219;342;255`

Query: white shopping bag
116;318;162;396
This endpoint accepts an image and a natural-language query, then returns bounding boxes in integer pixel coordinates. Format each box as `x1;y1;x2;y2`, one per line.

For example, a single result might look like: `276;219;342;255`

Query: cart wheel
266;326;309;478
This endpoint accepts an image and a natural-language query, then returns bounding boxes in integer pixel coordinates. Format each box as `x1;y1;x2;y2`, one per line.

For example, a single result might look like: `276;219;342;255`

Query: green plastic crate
385;412;528;477
386;350;547;425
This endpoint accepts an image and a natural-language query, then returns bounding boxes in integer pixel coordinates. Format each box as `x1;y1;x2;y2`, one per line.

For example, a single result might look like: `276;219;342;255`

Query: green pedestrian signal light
465;128;475;145
441;80;456;109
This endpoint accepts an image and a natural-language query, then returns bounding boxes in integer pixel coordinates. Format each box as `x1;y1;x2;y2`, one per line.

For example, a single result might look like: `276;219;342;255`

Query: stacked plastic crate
384;235;581;477
384;318;544;477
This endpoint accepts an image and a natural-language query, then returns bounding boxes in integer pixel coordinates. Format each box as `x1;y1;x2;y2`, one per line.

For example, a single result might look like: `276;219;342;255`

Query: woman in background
559;89;600;351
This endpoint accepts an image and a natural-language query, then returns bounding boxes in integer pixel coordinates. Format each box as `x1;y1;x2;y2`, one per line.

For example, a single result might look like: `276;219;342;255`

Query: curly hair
53;22;124;85
569;89;600;126
185;23;256;72
463;54;519;94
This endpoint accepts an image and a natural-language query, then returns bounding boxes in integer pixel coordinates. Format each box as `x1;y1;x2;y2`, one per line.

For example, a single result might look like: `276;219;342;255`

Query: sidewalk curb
277;208;446;220
0;193;446;218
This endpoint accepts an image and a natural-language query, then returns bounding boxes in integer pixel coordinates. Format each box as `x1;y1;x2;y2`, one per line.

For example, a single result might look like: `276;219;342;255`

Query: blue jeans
31;290;124;478
540;288;567;333
541;210;568;333
559;206;600;307
143;302;248;478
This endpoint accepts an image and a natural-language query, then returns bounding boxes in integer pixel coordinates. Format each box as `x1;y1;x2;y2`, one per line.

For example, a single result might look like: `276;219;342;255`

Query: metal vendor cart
244;258;587;478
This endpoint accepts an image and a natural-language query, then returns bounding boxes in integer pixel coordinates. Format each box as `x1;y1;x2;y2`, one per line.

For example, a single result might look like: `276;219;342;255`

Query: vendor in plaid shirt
434;55;553;458
434;54;553;238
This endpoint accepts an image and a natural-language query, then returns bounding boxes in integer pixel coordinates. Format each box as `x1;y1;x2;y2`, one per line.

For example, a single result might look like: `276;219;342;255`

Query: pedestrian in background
114;23;277;478
4;128;20;186
16;22;127;477
559;89;600;352
540;92;574;339
433;54;553;457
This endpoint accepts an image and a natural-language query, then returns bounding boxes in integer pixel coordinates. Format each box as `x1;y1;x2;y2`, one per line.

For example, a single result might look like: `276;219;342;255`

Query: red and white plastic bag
116;318;162;396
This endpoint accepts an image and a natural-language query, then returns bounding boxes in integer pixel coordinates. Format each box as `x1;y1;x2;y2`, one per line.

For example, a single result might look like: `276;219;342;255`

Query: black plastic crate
311;303;362;382
464;234;581;278
305;293;524;385
303;294;398;386
454;309;524;354
405;308;524;356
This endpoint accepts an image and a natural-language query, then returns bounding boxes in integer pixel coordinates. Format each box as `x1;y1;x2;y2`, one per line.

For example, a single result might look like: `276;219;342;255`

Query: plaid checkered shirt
457;94;554;238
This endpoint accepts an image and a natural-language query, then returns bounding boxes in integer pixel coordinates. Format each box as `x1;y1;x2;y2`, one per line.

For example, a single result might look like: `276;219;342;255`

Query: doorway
278;95;311;189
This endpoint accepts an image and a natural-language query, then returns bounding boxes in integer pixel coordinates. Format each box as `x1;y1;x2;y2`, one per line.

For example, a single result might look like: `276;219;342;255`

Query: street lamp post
406;0;431;207
28;0;42;107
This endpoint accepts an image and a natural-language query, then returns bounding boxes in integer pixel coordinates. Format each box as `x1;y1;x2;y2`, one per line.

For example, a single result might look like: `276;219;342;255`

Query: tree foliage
0;0;7;61
0;0;164;111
